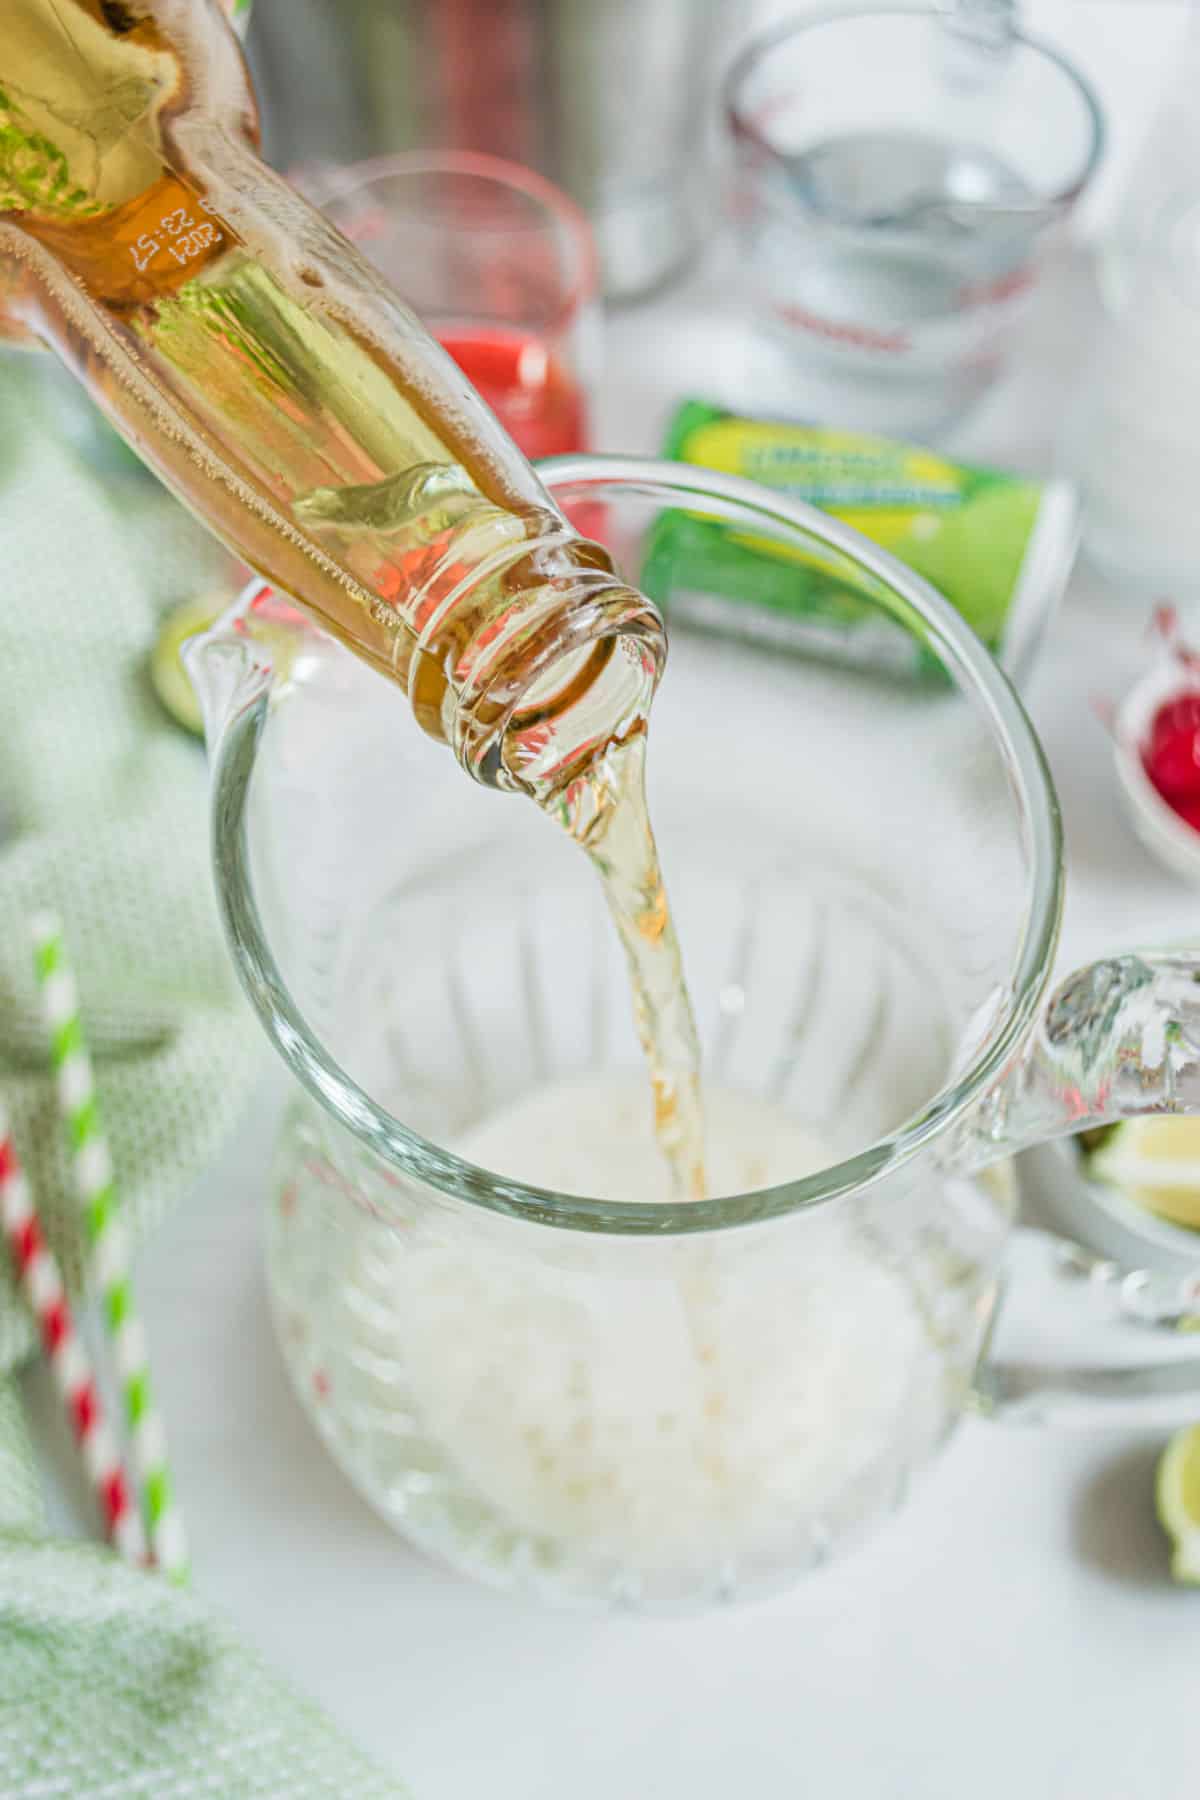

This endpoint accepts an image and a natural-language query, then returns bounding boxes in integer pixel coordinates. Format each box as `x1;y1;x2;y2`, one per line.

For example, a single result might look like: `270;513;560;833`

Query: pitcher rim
209;456;1063;1236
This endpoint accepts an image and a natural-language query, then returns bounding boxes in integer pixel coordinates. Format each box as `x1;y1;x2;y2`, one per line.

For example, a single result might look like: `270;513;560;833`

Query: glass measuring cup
189;460;1200;1611
725;6;1104;433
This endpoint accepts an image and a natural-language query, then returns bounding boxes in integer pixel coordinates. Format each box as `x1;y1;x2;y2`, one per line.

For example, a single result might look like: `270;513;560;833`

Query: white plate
1021;1137;1200;1273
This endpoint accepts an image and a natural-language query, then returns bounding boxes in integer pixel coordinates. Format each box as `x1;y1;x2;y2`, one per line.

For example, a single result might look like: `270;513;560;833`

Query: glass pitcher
189;459;1200;1611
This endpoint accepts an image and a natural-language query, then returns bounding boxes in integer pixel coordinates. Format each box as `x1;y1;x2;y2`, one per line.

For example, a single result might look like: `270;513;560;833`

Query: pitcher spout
182;578;308;753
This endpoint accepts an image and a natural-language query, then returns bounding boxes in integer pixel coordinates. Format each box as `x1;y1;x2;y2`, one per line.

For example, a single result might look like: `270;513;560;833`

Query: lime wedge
1157;1423;1200;1583
151;594;225;736
1087;1117;1200;1230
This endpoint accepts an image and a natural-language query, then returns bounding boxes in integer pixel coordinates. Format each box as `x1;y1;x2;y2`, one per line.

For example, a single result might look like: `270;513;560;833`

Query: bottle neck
1;0;665;796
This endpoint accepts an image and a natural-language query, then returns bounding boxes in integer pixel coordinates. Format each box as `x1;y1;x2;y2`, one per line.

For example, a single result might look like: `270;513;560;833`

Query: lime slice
1157;1423;1200;1583
1088;1117;1200;1231
151;594;225;736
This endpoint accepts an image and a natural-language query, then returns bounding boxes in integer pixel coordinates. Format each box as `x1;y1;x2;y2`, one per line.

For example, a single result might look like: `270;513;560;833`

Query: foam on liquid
459;1072;827;1204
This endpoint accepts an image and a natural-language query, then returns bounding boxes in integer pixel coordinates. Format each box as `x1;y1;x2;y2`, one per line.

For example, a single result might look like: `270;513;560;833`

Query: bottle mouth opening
512;637;617;732
501;628;663;799
456;585;666;800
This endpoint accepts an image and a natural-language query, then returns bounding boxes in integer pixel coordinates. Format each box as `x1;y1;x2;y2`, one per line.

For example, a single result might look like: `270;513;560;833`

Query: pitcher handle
957;949;1200;1424
974;1351;1200;1426
963;948;1200;1165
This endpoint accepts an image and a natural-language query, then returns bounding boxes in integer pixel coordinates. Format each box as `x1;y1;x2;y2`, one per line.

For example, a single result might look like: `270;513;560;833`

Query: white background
25;3;1200;1796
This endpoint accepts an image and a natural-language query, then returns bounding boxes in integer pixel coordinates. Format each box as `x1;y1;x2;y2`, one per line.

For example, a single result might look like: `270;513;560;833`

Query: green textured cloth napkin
0;357;261;1374
0;360;407;1797
0;1439;403;1800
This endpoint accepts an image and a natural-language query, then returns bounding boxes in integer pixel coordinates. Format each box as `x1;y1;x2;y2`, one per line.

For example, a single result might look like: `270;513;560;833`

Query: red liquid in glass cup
437;325;587;460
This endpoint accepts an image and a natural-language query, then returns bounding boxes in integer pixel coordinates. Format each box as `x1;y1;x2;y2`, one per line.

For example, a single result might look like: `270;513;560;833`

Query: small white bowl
1114;665;1200;883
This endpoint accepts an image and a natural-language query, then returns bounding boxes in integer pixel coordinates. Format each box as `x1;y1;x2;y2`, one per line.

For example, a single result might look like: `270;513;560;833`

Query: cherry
1143;691;1200;825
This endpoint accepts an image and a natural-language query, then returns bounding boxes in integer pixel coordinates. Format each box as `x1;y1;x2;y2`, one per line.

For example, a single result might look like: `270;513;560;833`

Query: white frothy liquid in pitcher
462;1073;822;1203
374;1074;942;1574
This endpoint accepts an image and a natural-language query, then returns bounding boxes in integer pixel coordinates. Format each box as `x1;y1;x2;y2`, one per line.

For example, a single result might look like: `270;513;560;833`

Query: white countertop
24;4;1200;1794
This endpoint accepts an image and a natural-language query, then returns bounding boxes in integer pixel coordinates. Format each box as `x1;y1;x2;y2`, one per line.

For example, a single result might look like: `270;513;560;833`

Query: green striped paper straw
31;913;189;1582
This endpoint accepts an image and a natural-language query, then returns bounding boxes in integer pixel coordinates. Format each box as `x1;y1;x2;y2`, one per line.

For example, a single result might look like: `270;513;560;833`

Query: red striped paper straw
31;912;189;1581
0;1106;146;1565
